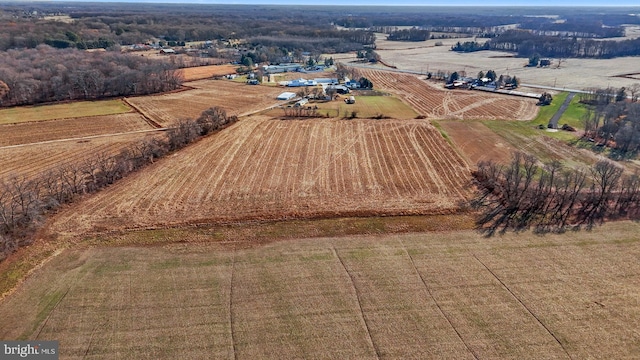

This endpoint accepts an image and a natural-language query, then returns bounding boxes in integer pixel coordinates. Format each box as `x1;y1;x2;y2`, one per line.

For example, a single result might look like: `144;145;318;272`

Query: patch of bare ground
44;116;471;237
179;64;237;81
357;69;538;120
2;221;640;358
437;120;517;166
486;124;606;168
124;80;285;127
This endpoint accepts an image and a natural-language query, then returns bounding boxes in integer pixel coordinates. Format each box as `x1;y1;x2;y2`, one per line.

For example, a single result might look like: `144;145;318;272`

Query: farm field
0;113;153;147
2;222;640;359
179;64;237;81
46;116;471;236
436;120;517;165
357;69;538;120
373;34;640;90
0;99;132;125
0;132;162;183
124;80;285;127
317;94;418;119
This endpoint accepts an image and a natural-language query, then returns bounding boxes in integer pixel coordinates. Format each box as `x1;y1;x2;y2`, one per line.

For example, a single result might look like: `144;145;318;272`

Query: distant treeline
0;2;376;54
489;30;640;58
451;30;640;59
0;46;183;107
386;28;431;42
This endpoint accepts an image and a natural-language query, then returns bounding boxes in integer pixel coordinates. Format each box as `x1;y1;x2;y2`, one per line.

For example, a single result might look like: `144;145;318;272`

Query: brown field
437;120;517;165
358;69;538;120
0;99;132;125
0;113;153;147
0;132;162;183
124;80;285;127
179;64;237;81
46;116;471;236
2;222;640;358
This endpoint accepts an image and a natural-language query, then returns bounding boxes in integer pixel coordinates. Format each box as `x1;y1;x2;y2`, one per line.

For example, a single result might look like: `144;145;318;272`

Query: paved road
548;92;577;129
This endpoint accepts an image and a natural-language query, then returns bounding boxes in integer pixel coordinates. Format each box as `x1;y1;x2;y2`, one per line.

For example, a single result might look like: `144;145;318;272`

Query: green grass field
317;95;418;119
0;99;131;124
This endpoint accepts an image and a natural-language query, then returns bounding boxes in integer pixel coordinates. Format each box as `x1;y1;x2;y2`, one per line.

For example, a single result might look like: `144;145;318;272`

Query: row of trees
0;106;237;261
487;30;640;59
387;28;431;42
450;30;640;59
0;45;183;107
472;153;639;236
450;41;490;53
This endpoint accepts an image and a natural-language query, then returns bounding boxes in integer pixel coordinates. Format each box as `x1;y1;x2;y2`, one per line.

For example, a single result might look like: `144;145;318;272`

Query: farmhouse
326;85;350;94
159;48;176;54
277;92;296;100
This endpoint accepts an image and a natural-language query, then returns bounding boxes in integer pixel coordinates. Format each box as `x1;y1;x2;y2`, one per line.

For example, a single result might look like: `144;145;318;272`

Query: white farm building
277;92;296;100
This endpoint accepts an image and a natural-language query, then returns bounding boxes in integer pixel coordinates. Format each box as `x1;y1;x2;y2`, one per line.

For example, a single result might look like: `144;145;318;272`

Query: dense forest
0;2;375;53
0;46;183;107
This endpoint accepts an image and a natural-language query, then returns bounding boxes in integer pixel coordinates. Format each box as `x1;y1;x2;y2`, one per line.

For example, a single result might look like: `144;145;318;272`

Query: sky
39;0;640;6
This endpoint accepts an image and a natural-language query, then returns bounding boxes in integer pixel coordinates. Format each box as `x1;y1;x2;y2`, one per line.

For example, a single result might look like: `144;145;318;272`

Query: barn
277;92;296;100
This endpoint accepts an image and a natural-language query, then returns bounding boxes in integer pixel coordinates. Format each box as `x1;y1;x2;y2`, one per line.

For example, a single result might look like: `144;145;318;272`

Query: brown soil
45;116;472;237
357;69;539;120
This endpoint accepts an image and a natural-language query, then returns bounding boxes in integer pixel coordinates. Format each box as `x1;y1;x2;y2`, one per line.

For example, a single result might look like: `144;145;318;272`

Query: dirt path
122;97;164;129
548;92;577;129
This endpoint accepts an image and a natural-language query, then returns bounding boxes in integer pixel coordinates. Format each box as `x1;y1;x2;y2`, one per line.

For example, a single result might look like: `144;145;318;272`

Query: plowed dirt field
47;116;471;235
179;64;237;81
358;69;538;120
125;80;285;127
0;132;162;183
0;113;153;147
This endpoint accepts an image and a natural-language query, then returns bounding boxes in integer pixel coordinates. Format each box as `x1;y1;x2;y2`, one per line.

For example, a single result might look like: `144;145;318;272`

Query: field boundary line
473;254;573;360
83;320;107;359
0;129;166;150
332;247;381;360
34;287;70;340
401;241;479;360
229;248;238;360
122;97;164;129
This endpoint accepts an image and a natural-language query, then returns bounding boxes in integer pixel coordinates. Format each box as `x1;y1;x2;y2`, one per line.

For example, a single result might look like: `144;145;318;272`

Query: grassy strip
529;91;568;127
558;94;590;129
0;214;474;298
316;95;417;119
482;91;590;160
86;214;475;248
0;99;131;124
